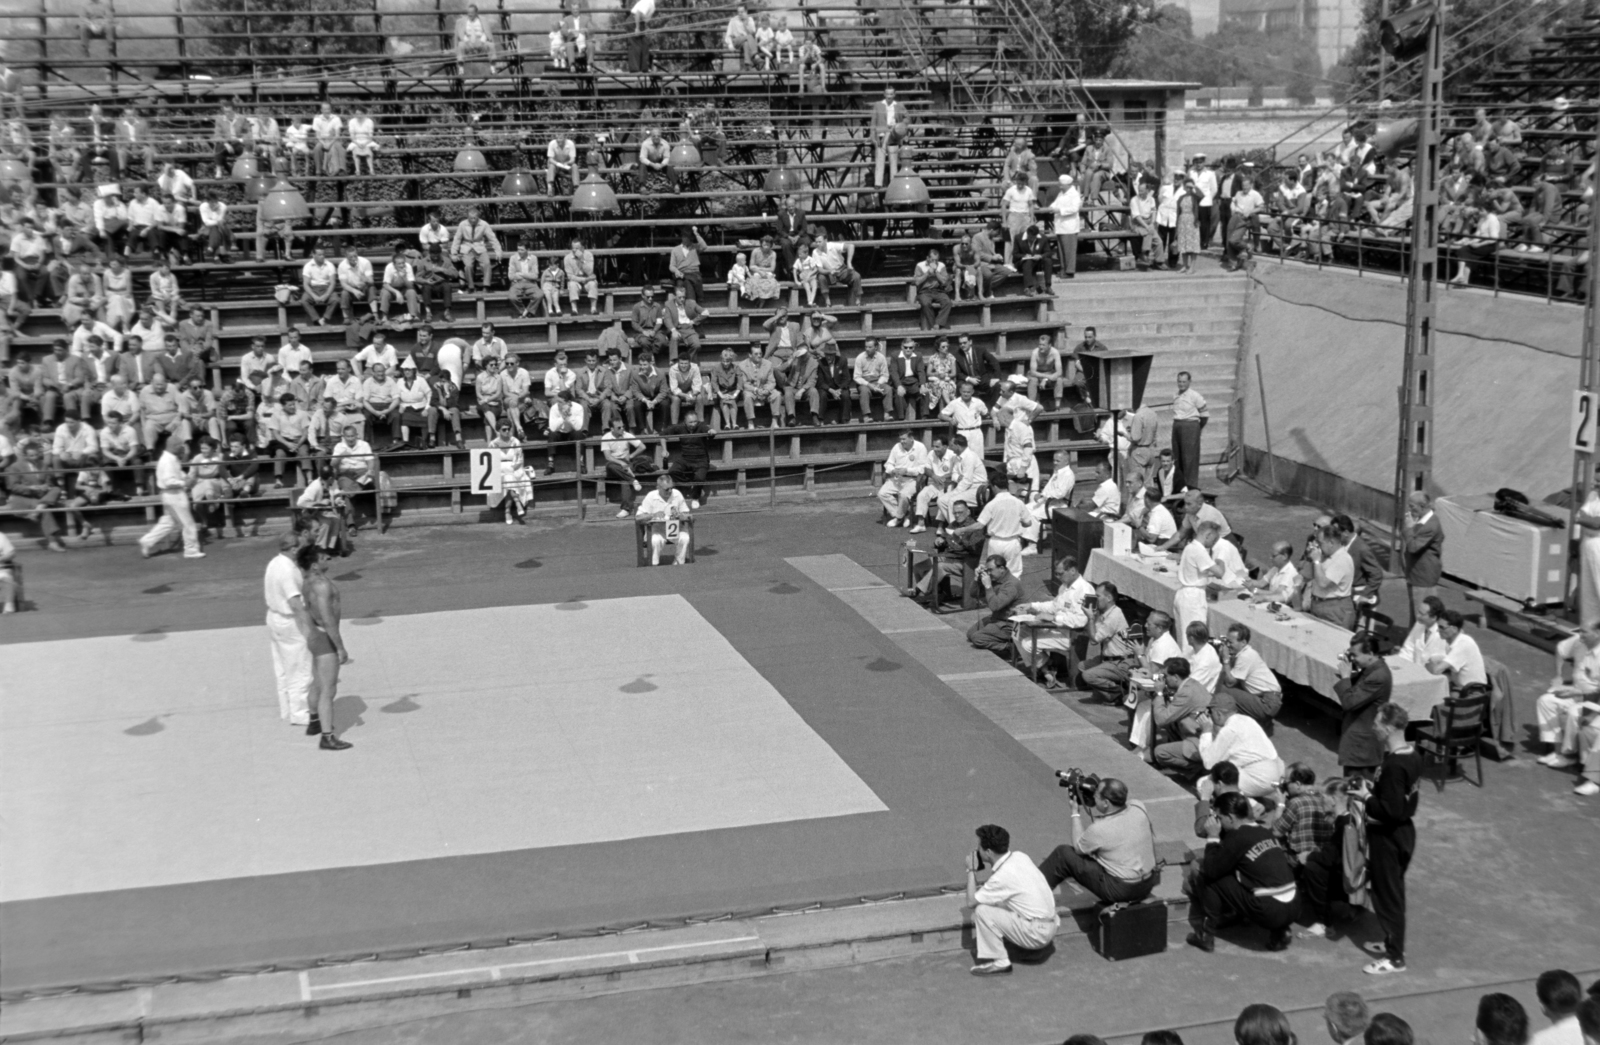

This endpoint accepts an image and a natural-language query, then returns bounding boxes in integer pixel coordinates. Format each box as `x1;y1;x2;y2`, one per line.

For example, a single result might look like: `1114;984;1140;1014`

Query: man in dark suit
1016;216;1053;294
773;196;808;277
954;334;1003;404
1401;492;1444;625
889;338;924;421
1333;634;1391;776
156;334;204;387
1337;514;1386;618
815;340;853;425
912;248;952;330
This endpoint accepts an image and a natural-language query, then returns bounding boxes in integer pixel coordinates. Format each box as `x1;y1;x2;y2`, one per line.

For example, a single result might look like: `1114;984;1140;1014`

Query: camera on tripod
1056;767;1101;805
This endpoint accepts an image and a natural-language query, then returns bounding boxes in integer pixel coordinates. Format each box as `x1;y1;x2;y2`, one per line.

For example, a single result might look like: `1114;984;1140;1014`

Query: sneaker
1363;957;1406;975
1020;545;1038;556
1575;781;1599;796
1297;922;1328;939
969;961;1012;976
183;551;207;559
886;518;900;527
909;523;926;534
616;508;632;519
1539;753;1578;769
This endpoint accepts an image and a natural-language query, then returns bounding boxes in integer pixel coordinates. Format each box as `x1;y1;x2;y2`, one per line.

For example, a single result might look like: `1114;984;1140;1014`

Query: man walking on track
264;533;315;726
138;442;205;559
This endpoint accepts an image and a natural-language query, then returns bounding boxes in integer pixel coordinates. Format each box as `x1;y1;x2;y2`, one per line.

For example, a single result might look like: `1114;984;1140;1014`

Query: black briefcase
1091;901;1169;961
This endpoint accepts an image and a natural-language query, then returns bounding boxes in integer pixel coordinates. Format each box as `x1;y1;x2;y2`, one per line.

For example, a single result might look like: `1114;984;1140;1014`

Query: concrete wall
1238;264;1583;518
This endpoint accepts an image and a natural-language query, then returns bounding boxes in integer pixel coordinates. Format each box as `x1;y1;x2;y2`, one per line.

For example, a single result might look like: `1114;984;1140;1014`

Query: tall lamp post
1382;2;1443;565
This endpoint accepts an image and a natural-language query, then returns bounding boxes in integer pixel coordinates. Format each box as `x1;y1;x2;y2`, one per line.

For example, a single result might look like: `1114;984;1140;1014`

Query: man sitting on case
1037;777;1159;905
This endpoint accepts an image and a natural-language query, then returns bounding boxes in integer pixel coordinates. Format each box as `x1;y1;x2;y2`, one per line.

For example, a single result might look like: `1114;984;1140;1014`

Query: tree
1039;0;1158;78
1108;4;1322;102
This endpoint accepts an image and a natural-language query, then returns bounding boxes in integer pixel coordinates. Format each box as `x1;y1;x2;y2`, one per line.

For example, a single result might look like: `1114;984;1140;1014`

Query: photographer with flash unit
1037;773;1160;905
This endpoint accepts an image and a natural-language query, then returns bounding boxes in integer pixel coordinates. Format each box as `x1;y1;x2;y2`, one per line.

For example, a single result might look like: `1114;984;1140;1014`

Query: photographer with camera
1038;775;1160;904
1214;623;1284;730
1153;656;1214;772
965;823;1059;976
1185;791;1299;953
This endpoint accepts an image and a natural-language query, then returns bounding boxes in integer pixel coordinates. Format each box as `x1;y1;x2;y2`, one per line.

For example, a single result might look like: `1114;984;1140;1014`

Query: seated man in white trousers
966;823;1059;976
638;474;692;566
1536;621;1600;796
911;437;957;532
878;429;928;527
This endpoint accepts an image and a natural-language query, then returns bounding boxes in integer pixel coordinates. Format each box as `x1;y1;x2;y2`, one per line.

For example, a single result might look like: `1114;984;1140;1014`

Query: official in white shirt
939;384;989;449
1303;528;1356;629
1129;611;1184;757
975;474;1029;577
264;532;315;725
1214;622;1283;727
936;432;986;524
1251;540;1302;605
637;475;692;565
1135;486;1178;551
878;430;929;526
1184;620;1223;693
1534;623;1600;786
1397;594;1447;664
966;823;1059;975
137;443;204;560
1088;460;1121;519
911;438;957;533
1022;449;1076;547
1427;610;1487;690
1175;520;1226;637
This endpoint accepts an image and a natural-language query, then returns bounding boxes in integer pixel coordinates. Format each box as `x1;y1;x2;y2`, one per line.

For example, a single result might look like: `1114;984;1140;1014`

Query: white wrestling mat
0;595;885;901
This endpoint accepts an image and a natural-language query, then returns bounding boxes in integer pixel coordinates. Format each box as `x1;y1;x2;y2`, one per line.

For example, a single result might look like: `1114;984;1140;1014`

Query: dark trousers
1198;205;1214;249
1171;418;1203;490
967;619;1013;655
667;458;707;503
1038;846;1157;905
606;456;657;511
1212;683;1282;729
1300;840;1360;925
680;270;704;305
819;388;851;424
1020;253;1052;293
1198;877;1298;933
1369;828;1413;962
917;288;952;329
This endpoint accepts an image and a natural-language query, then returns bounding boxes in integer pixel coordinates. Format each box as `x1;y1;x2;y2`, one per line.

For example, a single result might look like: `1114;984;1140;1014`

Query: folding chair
1414;683;1492;788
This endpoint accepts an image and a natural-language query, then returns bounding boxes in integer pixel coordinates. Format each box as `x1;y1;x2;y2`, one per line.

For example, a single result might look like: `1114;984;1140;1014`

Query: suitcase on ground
1091;900;1168;961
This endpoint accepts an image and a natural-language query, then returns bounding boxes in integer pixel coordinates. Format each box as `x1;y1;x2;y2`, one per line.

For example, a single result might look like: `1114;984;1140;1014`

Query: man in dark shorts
297;544;352;750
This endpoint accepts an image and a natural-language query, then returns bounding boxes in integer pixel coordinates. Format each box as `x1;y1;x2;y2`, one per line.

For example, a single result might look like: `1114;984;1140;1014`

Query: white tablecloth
1085;549;1448;721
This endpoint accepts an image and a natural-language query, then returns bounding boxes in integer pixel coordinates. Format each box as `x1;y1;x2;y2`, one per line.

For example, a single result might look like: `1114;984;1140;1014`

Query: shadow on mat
335;694;370;732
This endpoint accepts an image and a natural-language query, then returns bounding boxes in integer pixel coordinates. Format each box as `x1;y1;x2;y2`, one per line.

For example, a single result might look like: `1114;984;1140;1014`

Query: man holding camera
966;554;1026;658
1186;791;1298;953
965;823;1059;976
1037;777;1159;905
1153;657;1213;772
1214;623;1284;730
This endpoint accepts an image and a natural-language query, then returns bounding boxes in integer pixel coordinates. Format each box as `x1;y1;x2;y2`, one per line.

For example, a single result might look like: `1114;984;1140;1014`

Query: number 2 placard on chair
470;449;504;495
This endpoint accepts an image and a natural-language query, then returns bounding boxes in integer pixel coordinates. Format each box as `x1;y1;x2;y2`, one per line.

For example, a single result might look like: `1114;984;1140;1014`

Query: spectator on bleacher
359;361;400;448
665;355;707;427
97;366;138;421
910;248;953;331
737;341;780;429
473;356;508;436
542;129;578;193
137;371;190;452
283;116;311;178
869;86;908;187
79;0;116;52
562;237;600;316
426;366;462;448
148;261;180;325
1221;175;1264;272
734;239;777;304
298;247;340;327
394;361;433;449
773;196;807;278
455;3;494;65
499;241;537;318
336;246;377;325
148;192;186;267
539;389;581;473
669;227;710;305
638;129;670;179
1184;790;1297;953
497;355;536;437
706;347;743;431
7;438;69;551
158;333;203;388
601;418;653;519
567;349;606;432
211;100;249;180
852;338;891;423
196;190;233;263
723;5;757;68
415;244;458;325
419;210;452;253
813;230;862;308
999;172;1037;269
628;351;665;434
47;408;99;479
915;337;956;417
313;102;345;177
262;393;311;488
353;329;400;379
880;338;921;422
804;338;846;426
631;284;669;357
127;305;166;362
346;108;378;177
378;250;421;324
9;218;51;308
467;322;507;373
1018;215;1055;293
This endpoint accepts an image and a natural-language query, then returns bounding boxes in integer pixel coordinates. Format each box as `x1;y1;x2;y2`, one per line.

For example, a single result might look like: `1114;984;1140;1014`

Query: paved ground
6;476;1596;1044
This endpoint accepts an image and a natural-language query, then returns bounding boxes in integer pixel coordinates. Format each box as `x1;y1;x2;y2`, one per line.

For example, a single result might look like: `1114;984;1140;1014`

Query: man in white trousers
264;533;316;725
637;475;692;566
1174;519;1225;637
878;429;928;526
138;442;205;559
966;823;1058;976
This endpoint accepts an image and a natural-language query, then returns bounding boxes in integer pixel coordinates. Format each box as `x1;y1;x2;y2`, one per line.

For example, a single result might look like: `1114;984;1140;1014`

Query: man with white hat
1049;173;1081;279
1189;154;1218;249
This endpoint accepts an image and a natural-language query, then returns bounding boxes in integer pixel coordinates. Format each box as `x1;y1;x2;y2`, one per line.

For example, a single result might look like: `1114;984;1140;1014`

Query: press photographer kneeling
1037;772;1160;905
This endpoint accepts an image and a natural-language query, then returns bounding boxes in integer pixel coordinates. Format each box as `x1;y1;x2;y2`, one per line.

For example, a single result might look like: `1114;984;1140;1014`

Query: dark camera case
1092;900;1169;961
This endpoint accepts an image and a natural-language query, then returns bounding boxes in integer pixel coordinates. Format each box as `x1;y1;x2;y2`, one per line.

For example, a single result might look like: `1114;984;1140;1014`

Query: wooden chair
1414;683;1492;788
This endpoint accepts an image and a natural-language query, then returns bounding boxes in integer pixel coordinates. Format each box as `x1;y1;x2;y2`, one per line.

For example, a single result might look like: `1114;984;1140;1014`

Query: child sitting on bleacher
726;253;750;299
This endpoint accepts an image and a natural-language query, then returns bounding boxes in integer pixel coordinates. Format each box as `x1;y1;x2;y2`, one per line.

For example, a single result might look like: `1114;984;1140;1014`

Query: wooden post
1255;356;1278;493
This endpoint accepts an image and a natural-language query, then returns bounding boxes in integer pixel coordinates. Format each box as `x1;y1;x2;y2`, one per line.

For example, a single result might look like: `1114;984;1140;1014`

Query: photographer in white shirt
965;823;1058;976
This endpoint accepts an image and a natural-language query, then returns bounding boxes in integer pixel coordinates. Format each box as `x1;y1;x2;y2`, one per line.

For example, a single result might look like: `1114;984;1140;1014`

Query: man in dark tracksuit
1187;791;1300;953
663;416;714;507
1357;701;1422;975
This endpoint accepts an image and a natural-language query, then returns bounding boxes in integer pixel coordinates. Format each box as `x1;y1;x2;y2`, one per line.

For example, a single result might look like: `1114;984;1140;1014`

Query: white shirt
601;429;643;464
332;439;375;477
263;553;303;616
885;439;928;478
1144;503;1177;541
940;397;988;431
1187;642;1222;693
278;342;313;374
51;422;99;458
1193;167;1219;205
1198;713;1280;776
1091;478;1121;517
978;490;1027;540
353;342;397;375
1310;547;1354;599
638;488;690;520
1040;465;1075;503
1001;184;1036;215
1028;574;1094;628
1262;561;1302;603
302;259;336;291
1398;621;1446;665
1531;1017;1584;1045
1228;645;1279;695
152;450;187;495
1178;540;1216;589
1439;632;1488;688
1212;537;1248;587
1147;631;1183;674
973;850;1058;924
544;366;578;398
1050;187;1081;235
1555;634;1600;695
951;446;986;492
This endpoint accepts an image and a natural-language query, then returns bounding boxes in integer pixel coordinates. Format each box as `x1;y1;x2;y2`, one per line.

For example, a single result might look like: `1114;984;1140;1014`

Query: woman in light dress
486;421;533;524
745;236;781;303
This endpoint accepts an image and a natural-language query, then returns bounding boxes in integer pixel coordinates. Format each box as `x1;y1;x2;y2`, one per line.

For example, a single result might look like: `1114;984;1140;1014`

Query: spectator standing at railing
79;0;116;54
773;196;808;278
1049;175;1081;281
869;86;909;187
1222;176;1264;272
1189;155;1217;250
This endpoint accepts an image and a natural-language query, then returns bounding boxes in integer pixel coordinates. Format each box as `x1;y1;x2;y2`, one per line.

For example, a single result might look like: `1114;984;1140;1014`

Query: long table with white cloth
1085;549;1448;721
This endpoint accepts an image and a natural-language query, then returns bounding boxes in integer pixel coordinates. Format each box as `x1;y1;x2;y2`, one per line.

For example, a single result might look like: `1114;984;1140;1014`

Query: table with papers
1085;549;1449;721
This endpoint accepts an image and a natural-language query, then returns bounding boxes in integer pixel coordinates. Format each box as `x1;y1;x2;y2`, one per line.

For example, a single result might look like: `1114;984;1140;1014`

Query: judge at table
1175;520;1227;637
1302;527;1356;629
